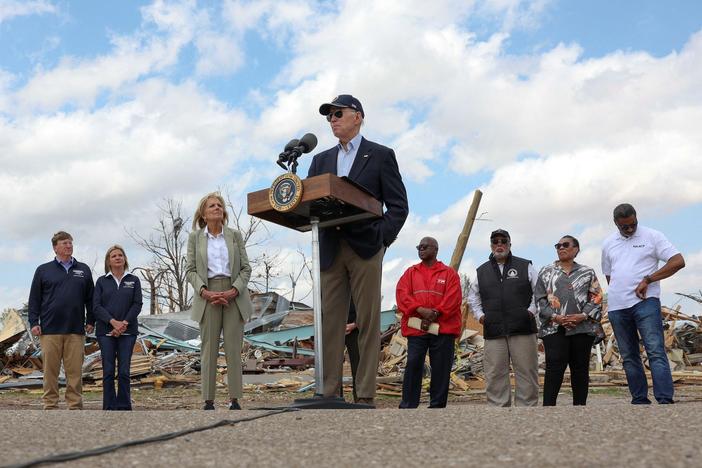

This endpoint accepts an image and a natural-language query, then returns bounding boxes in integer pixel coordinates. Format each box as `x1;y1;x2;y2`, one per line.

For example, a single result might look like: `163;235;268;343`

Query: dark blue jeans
399;333;455;408
97;334;137;410
608;298;674;404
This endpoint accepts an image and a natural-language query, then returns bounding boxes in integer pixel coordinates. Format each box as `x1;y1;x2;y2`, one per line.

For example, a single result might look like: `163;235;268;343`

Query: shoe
229;400;241;410
203;401;215;410
356;398;375;408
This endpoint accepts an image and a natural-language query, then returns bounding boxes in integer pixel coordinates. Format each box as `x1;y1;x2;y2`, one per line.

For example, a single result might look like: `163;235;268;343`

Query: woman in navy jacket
93;245;142;410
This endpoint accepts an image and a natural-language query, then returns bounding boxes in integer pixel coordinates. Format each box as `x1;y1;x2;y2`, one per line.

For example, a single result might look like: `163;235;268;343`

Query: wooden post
450;190;484;337
449;190;483;271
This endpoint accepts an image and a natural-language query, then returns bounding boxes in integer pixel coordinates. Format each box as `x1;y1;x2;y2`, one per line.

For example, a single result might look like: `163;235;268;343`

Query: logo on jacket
437;278;446;284
269;173;303;212
72;270;84;277
506;268;519;278
123;281;135;288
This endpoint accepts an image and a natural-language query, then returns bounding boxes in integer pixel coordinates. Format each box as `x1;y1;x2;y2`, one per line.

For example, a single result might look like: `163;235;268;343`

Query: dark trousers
97;334;137;410
340;328;360;401
400;333;455;408
542;328;595;406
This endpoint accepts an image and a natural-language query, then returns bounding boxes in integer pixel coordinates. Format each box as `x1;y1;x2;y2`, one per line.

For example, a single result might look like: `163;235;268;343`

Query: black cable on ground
4;408;298;468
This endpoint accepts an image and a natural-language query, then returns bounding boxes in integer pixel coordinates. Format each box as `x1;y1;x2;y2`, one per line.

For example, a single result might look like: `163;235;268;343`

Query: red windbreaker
396;261;462;337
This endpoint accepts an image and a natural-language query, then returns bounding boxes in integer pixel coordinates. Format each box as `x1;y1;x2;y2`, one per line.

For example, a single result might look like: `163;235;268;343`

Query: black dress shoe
203;401;215;410
229;401;241;410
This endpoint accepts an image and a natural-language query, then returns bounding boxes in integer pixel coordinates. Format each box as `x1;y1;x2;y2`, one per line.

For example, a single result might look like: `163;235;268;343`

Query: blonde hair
104;245;129;274
192;192;229;229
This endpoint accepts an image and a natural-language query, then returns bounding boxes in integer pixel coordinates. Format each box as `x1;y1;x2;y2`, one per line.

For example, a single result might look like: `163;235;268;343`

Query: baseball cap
319;94;365;118
490;229;510;240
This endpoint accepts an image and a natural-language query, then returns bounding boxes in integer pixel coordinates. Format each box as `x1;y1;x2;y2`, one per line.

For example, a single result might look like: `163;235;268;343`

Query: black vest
476;254;536;339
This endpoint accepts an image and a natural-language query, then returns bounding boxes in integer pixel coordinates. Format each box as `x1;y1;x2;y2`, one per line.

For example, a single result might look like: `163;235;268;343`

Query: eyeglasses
416;244;434;251
617;220;638;231
554;242;572;250
326;109;358;121
491;238;509;245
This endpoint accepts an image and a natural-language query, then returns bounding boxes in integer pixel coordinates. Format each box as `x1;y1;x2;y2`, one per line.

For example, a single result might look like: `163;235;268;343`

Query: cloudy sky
1;0;701;315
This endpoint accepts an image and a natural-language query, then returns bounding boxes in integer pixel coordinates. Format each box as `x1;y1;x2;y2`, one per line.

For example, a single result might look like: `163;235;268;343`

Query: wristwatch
643;275;653;284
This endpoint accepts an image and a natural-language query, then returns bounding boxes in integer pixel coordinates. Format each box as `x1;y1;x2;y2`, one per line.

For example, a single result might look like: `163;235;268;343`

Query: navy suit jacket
307;136;409;270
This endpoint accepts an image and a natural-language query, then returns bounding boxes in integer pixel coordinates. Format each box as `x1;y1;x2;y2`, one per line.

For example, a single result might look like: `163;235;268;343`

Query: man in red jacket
396;236;462;408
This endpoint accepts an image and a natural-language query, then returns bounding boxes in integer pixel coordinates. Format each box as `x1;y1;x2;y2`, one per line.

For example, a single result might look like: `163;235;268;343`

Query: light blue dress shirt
336;133;363;177
56;257;75;272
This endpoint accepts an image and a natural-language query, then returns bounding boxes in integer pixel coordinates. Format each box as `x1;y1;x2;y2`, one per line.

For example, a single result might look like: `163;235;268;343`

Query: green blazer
186;226;253;323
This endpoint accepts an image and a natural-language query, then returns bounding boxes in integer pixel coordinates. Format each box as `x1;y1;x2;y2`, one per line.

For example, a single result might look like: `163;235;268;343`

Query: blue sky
1;0;701;314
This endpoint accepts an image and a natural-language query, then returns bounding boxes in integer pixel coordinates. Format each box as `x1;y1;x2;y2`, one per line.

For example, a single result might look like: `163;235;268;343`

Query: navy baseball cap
490;229;510;240
319;94;365;118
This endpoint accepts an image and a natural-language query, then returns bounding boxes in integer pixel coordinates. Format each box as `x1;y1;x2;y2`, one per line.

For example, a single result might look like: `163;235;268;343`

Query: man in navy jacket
307;94;408;405
28;231;94;409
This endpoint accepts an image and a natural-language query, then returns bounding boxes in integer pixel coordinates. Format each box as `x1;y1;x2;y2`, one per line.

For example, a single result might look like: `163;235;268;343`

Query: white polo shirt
601;225;679;311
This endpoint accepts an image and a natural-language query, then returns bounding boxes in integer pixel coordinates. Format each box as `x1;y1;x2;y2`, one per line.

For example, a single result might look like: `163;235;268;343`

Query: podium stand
248;174;382;409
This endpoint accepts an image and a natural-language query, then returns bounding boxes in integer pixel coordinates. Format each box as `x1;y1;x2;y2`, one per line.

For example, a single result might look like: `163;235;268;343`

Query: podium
248;174;382;409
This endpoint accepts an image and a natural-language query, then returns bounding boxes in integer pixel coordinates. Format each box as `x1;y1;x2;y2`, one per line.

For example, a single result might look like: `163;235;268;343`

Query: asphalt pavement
1;402;701;467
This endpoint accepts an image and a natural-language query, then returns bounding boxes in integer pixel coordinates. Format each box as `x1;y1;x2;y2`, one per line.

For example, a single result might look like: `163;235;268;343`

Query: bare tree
128;198;191;314
287;250;312;303
250;251;284;293
460;273;471;301
222;188;270;247
222;188;283;293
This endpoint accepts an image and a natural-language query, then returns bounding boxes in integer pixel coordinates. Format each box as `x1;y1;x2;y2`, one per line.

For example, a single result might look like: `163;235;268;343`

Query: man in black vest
467;229;539;406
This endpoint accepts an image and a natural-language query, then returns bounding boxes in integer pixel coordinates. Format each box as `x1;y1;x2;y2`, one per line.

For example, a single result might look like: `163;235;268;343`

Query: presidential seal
269;173;303;212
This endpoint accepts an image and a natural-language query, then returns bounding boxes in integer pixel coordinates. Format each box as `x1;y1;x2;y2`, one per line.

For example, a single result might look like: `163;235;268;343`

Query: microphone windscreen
298;133;318;153
284;138;299;152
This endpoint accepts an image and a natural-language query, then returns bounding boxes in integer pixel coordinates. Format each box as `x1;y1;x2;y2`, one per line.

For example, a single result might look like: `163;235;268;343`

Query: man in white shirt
467;229;539;407
601;203;685;404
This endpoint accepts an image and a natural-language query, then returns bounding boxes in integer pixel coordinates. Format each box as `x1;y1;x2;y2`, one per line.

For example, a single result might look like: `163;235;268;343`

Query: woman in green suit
186;192;253;410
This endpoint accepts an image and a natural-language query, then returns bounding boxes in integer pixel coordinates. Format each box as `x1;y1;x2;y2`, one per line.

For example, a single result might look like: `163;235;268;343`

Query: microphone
283;138;300;154
294;133;317;154
276;133;317;174
277;138;300;170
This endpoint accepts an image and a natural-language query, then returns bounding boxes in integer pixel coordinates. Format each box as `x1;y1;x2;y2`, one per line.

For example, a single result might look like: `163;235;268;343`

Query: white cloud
10;0;200;112
0;0;56;24
0;285;27;310
195;31;244;76
0;78;251;240
3;0;702;314
0;244;31;262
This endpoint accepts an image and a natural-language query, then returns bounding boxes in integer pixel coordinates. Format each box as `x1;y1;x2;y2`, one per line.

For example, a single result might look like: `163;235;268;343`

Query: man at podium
307;94;409;406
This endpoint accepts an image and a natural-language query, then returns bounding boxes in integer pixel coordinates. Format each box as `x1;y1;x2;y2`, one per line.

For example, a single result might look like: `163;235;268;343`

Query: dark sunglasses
554;242;572;250
617;220;638;231
491;238;509;245
326;109;358;121
416;244;434;251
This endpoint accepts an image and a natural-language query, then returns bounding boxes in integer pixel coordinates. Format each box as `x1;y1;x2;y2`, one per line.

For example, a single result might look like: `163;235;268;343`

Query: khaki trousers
321;240;383;399
40;334;85;410
199;277;245;401
484;333;539;407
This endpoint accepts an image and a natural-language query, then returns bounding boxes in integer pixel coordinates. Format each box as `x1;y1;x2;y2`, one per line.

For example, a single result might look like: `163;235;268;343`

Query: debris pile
2;296;701;397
